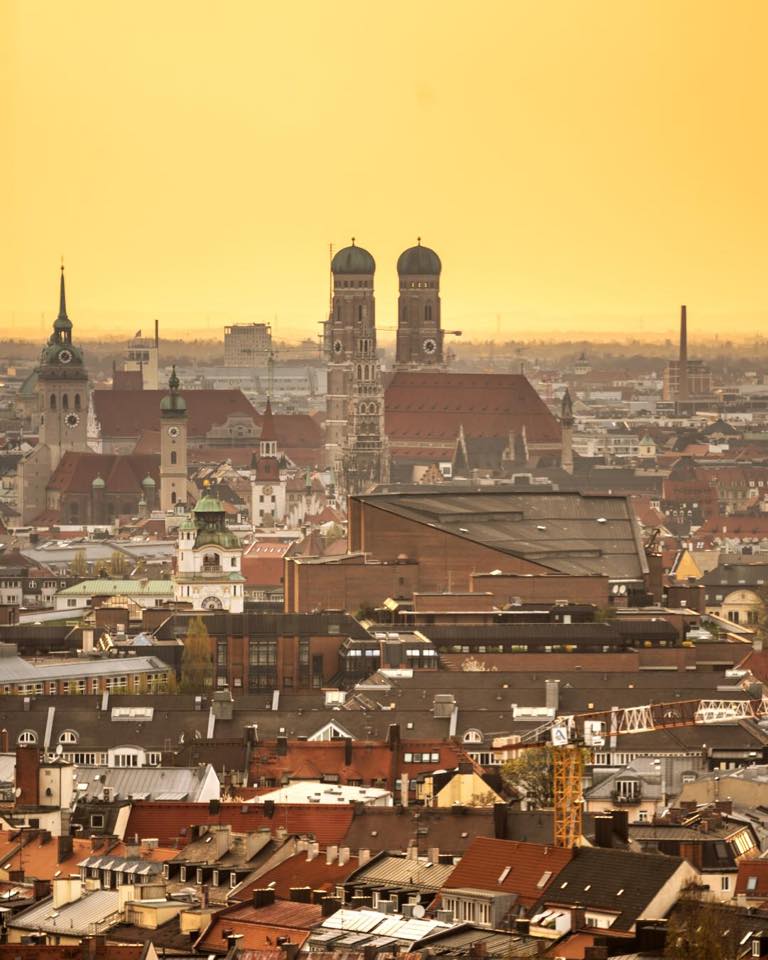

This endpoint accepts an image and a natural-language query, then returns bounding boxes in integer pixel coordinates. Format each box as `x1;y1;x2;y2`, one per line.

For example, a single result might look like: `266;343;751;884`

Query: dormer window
59;730;78;745
18;730;37;745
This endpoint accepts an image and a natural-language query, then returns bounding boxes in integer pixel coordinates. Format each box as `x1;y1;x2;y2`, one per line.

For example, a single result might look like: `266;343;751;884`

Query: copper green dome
160;366;187;415
142;474;156;487
91;474;106;489
397;242;441;275
193;493;224;514
331;242;375;275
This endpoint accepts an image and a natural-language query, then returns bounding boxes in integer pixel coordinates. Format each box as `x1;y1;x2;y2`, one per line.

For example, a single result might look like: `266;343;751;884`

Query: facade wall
471;573;610;607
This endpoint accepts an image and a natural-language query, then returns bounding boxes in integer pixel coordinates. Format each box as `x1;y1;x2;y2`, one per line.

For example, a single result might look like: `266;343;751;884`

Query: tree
501;746;554;807
110;550;129;577
68;549;88;578
180;617;214;694
665;887;741;960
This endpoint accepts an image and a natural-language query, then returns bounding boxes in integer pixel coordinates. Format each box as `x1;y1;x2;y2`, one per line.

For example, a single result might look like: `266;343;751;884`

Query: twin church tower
325;240;444;493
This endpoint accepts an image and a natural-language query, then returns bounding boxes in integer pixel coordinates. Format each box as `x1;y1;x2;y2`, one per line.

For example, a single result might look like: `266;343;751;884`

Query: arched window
74;394;81;410
50;394;56;410
171;491;177;504
462;729;483;744
171;451;177;465
62;394;69;410
18;730;37;745
59;730;78;745
358;305;363;322
357;365;362;380
425;304;432;323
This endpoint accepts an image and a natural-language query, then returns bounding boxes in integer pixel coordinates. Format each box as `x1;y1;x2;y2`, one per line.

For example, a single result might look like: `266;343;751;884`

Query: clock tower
395;241;443;368
174;486;245;612
251;398;286;526
38;266;90;466
18;266;90;522
160;366;188;512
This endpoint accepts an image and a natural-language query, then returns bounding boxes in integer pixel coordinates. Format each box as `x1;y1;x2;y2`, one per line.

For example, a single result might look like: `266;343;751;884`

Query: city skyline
4;1;768;342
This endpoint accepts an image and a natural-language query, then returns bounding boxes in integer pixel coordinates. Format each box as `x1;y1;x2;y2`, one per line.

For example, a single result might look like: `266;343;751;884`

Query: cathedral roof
331;242;375;275
93;389;256;439
47;452;160;495
397;242;441;276
384;371;562;446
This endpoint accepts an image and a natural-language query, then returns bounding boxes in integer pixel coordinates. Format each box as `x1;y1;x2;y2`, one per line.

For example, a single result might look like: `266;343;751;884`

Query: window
59;730;78;745
74;394;81;410
62;394;68;410
637;810;648;822
18;730;37;745
90;814;104;829
463;729;483;744
721;875;730;892
747;875;758;892
50;394;56;410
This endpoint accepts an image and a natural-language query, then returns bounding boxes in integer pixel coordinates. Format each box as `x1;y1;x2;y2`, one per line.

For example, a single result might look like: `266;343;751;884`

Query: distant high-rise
395;241;443;368
224;322;272;366
123;320;160;389
662;305;712;403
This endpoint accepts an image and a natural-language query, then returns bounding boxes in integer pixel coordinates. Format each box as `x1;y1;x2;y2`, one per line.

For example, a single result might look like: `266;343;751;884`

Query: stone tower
395;241;443;368
18;266;90;522
560;388;574;475
37;266;90;467
160;366;188;511
325;241;388;495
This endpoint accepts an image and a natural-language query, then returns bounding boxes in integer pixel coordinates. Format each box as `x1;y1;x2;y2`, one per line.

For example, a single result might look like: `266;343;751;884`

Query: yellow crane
498;696;768;848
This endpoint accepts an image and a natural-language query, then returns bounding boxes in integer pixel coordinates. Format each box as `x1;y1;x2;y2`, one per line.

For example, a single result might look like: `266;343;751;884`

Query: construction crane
494;696;768;849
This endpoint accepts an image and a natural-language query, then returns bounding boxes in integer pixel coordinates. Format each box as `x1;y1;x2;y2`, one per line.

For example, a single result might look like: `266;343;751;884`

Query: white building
174;490;245;612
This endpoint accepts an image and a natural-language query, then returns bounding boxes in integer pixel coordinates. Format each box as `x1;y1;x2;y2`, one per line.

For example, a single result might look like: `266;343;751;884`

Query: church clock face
333;339;343;355
423;337;437;355
64;412;80;429
58;349;73;364
201;596;223;610
263;485;273;495
168;425;180;438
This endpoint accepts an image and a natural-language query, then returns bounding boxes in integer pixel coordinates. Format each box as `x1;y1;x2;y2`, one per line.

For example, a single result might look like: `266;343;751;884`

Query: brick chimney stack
678;304;689;402
15;746;40;806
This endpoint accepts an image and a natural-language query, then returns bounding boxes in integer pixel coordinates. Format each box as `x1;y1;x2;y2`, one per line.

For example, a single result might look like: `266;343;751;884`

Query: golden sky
3;0;768;344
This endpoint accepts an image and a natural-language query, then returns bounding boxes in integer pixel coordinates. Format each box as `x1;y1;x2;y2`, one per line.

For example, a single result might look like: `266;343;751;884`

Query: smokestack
154;318;159;349
678;304;689;402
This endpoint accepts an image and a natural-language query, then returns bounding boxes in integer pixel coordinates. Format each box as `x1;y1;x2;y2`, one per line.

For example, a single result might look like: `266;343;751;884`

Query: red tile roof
197;899;321;952
47;451;160;495
242;542;292;588
93;389;257;439
233;851;358;902
736;859;768;896
124;801;355;847
385;372;561;445
443;837;573;907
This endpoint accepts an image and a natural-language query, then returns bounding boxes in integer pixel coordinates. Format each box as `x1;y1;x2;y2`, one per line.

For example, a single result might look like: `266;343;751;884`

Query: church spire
58;263;68;322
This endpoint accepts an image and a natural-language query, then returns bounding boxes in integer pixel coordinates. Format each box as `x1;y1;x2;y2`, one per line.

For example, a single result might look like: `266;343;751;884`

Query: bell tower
160;366;188;512
38;265;90;468
325;241;388;494
395;241;443;368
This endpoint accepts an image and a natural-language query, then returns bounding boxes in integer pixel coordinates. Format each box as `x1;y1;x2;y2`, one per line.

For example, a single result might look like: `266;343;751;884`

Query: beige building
224;323;272;366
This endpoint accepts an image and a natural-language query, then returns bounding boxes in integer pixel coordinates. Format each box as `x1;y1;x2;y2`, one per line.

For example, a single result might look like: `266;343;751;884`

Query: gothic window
425;304;432;323
357;364;362;380
74;394;81;410
358;305;363;322
364;365;370;380
171;491;177;504
50;394;56;410
171;451;177;465
359;402;366;414
62;394;69;410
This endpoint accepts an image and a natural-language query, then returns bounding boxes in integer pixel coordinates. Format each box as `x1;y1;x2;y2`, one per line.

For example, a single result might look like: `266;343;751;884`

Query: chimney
545;679;560;712
611;809;629;844
15;746;40;806
306;841;320;862
52;875;82;909
344;737;353;767
388;723;400;752
594;815;614;848
325;844;339;865
678;304;689;402
57;834;74;863
0;729;8;753
427;847;439;865
400;772;409;808
358;848;371;866
338;846;350;866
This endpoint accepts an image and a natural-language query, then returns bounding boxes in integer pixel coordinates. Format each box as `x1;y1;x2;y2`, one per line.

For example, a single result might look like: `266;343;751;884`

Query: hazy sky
4;0;768;344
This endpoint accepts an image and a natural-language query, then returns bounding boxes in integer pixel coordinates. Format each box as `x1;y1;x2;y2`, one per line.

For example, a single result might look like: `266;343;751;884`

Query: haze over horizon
4;1;768;343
